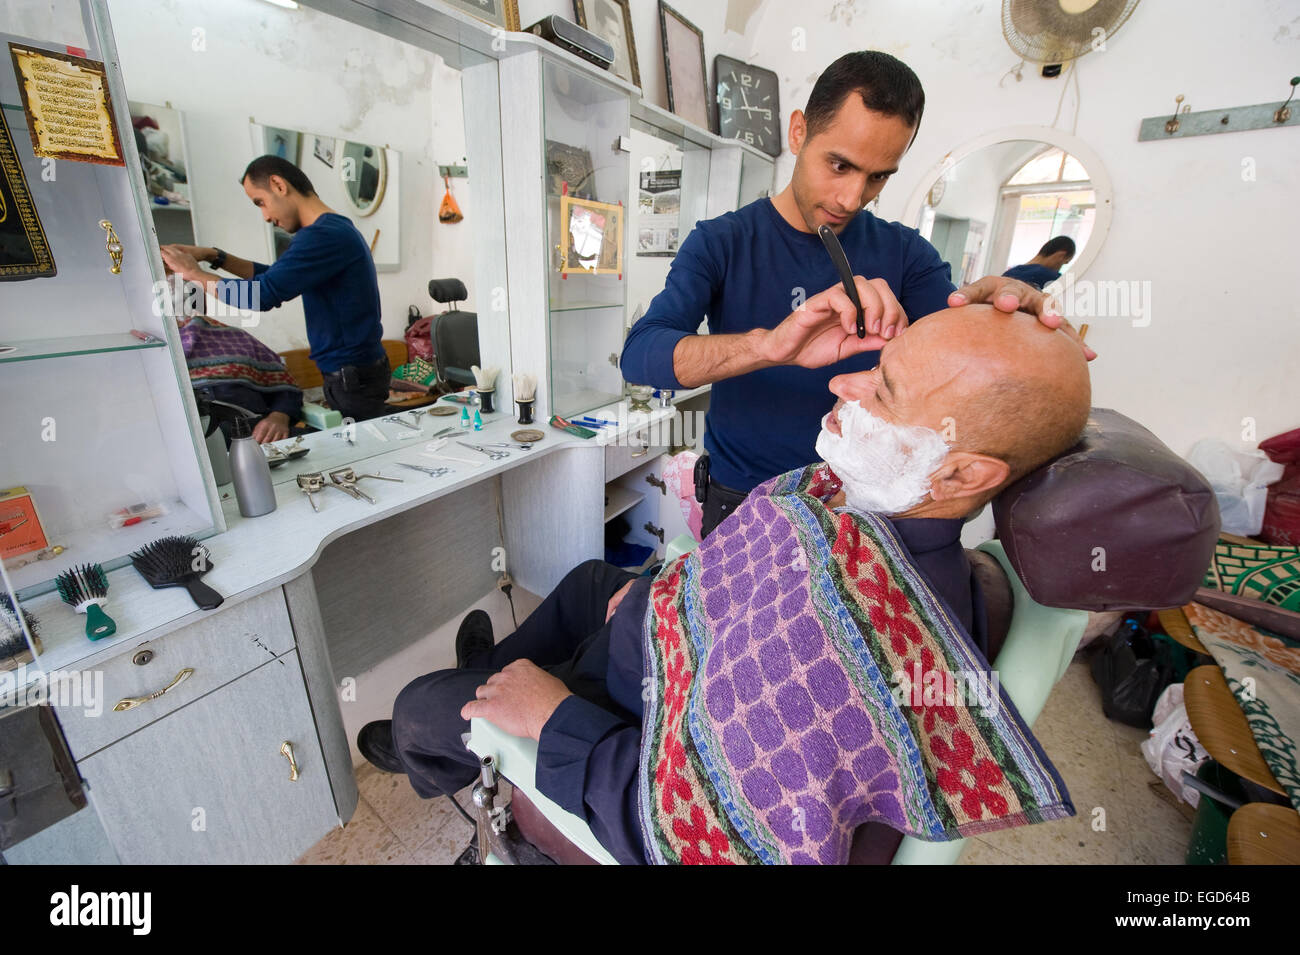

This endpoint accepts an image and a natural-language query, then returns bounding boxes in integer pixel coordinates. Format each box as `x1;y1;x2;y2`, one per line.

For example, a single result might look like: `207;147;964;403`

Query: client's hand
606;580;634;623
252;412;290;444
460;660;572;741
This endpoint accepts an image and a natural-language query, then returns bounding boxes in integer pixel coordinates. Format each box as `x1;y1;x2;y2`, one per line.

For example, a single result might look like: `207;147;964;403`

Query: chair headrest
428;278;468;303
993;408;1220;611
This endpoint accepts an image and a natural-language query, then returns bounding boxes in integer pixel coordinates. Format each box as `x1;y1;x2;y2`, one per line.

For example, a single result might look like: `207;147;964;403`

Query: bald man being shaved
370;305;1092;865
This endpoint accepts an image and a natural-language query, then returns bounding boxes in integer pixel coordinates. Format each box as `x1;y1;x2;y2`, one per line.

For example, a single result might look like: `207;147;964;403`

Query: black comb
129;535;224;610
817;223;866;339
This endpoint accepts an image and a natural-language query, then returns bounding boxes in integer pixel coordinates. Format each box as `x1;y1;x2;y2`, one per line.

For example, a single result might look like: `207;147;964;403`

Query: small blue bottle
460;406;470;428
473;409;483;431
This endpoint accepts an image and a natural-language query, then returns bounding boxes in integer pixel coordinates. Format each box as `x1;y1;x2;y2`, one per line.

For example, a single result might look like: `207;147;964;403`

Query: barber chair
427;278;479;388
465;409;1221;864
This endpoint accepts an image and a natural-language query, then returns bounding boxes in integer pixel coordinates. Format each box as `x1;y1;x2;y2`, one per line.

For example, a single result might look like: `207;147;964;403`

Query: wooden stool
1183;665;1286;798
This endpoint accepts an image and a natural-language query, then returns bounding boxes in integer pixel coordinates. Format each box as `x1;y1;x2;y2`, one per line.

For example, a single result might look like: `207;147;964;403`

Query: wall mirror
104;0;511;485
902;126;1112;286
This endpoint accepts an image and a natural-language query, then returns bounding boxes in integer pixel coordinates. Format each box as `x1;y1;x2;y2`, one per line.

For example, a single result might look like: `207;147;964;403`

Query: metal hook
1275;76;1299;124
1165;94;1191;135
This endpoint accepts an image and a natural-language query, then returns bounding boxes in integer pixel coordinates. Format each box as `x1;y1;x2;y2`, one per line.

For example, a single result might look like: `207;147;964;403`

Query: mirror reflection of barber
159;155;390;426
621;51;1096;539
1001;236;1076;291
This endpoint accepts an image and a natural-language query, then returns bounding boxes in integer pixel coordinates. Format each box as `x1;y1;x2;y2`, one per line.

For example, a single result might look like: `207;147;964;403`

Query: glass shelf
548;301;623;313
0;333;167;364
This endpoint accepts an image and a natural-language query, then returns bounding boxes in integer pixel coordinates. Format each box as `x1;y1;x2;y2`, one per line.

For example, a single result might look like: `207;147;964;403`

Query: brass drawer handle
113;668;194;712
281;741;300;782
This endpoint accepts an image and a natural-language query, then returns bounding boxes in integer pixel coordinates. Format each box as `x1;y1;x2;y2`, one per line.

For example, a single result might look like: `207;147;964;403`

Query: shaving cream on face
814;401;950;515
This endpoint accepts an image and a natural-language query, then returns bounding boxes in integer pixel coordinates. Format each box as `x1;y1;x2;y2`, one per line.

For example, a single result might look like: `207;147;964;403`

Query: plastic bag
1186;439;1284;536
1089;618;1183;728
1141;683;1208;807
438;176;463;224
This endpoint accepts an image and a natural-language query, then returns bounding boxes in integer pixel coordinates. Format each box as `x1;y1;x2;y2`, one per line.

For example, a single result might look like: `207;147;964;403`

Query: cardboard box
0;486;50;561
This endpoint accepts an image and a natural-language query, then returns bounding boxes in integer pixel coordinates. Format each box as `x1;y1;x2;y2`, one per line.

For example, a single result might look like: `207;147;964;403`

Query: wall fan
1002;0;1142;69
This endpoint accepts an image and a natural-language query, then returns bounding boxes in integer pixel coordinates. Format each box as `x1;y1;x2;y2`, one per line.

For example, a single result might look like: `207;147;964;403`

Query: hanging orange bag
438;175;463;224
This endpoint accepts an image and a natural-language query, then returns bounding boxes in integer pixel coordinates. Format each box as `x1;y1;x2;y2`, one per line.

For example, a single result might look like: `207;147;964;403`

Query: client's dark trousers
392;559;636;799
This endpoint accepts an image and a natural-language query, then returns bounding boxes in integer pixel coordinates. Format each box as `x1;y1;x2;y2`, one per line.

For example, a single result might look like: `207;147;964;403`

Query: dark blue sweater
216;213;384;373
620;199;954;492
1001;263;1061;290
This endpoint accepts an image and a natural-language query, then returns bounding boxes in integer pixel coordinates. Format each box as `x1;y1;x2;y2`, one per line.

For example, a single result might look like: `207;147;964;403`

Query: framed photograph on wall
574;0;640;88
658;2;709;131
442;0;520;32
559;194;624;275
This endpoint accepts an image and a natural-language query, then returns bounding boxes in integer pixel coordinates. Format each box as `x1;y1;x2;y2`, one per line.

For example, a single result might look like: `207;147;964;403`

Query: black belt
321;354;387;379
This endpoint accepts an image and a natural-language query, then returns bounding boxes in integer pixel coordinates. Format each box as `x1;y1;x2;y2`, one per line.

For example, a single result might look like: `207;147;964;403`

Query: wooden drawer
605;427;667;482
54;588;296;760
79;651;338;864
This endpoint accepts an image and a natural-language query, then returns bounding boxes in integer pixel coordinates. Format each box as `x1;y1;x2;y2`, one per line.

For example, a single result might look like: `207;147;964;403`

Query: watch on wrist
209;247;227;271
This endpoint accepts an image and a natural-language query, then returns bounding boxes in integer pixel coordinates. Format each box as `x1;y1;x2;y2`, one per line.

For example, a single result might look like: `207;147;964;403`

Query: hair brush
129;535;224;610
55;562;117;640
1;592;42;668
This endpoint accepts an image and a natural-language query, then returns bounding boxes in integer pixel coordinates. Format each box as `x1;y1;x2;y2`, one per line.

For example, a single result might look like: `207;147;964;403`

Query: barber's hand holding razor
460;660;572;741
950;275;1098;360
761;276;907;368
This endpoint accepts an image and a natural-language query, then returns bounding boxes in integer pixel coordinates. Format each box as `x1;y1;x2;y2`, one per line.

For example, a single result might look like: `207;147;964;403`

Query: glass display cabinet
0;3;224;680
541;59;631;419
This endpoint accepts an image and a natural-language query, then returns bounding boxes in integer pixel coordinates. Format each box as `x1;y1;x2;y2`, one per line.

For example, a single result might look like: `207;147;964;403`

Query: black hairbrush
1;592;42;665
129;535;224;610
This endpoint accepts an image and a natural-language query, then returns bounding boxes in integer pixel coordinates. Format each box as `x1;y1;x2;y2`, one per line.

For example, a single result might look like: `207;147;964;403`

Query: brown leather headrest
993;408;1220;611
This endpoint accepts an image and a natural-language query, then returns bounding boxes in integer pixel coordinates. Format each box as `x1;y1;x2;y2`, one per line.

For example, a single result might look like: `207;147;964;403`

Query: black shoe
357;720;406;774
456;610;494;669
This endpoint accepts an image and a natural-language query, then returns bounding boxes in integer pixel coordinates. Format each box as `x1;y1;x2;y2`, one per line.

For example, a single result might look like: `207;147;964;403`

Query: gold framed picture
442;0;520;32
559;194;623;276
8;43;125;166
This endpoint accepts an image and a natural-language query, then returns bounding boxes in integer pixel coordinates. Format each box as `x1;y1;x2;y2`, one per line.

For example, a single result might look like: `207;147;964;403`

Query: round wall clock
714;55;781;157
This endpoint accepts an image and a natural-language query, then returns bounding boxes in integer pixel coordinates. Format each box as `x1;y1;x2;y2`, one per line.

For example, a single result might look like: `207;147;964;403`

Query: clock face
714;55;781;157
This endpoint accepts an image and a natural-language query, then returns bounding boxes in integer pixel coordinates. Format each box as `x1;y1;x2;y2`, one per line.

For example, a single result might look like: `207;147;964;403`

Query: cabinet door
79;652;338;864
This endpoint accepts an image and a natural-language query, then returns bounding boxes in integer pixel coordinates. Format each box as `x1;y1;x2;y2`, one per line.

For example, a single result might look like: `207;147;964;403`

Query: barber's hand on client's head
459;660;572;741
949;275;1097;361
818;304;1092;520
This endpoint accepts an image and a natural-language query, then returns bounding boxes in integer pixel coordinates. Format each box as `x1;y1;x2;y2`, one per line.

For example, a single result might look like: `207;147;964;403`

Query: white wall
105;0;475;357
521;0;1300;457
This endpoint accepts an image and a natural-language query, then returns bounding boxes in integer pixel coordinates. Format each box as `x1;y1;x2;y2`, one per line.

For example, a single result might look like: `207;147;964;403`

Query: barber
160;155;391;422
621;51;1095;538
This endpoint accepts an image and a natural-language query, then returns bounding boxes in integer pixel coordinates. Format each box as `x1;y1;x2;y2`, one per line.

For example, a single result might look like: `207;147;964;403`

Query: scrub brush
55;562;117;640
1;592;42;669
129;535;224;610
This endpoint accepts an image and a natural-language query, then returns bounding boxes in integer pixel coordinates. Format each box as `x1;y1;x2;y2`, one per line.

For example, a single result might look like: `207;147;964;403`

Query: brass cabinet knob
280;741;300;782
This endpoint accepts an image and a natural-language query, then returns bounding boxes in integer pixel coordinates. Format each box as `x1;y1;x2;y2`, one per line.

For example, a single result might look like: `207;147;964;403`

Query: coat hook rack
438;156;468;178
1139;77;1300;141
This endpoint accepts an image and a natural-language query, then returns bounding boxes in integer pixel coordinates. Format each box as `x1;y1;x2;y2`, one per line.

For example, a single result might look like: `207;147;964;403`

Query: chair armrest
464;717;619;865
892;540;1088;865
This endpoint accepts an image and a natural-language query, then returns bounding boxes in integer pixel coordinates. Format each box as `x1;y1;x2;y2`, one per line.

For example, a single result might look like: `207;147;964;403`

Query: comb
129;535;224;610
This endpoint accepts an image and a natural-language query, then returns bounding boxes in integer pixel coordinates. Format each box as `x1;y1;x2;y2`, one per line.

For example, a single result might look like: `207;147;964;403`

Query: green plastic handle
85;603;117;640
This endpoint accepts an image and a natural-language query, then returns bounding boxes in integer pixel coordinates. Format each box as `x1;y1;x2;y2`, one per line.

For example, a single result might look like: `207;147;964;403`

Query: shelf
0;333;167;364
604;484;644;523
548;301;623;313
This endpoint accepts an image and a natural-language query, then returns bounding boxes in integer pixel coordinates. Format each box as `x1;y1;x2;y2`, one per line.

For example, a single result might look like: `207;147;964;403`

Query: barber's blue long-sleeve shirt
214;213;384;373
620;199;955;493
1002;263;1061;290
535;516;987;865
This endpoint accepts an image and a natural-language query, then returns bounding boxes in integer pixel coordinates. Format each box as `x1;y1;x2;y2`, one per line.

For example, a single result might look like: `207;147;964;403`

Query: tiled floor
298;603;1195;865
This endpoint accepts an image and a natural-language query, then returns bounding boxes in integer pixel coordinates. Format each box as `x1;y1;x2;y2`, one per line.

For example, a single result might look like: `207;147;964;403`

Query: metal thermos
227;415;277;517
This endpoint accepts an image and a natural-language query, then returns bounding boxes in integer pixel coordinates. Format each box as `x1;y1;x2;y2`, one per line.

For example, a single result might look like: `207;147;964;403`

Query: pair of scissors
457;441;509;461
396;462;453;478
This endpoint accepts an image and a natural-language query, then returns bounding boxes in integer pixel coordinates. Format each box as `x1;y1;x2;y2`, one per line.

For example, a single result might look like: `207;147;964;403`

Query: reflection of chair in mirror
427;278;479;388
